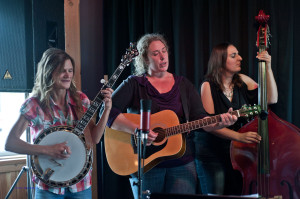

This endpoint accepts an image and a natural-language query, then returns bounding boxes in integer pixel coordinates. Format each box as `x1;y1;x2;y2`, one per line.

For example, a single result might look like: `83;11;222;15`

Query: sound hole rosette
30;126;93;188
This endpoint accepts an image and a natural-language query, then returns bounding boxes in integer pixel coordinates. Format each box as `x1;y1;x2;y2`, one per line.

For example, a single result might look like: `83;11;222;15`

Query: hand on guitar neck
202;107;238;132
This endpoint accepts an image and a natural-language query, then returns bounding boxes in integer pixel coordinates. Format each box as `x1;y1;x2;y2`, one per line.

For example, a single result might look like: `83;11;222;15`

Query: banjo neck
73;64;125;135
73;43;138;135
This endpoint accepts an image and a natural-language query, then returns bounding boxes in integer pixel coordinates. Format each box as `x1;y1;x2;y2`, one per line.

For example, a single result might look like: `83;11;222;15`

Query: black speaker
0;0;64;92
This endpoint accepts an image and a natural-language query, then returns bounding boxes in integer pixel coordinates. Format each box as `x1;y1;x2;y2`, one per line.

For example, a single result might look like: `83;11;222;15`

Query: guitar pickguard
130;133;168;159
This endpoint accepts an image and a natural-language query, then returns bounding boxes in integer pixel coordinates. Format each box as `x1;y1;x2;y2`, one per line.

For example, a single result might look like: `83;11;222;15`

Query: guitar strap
179;79;189;122
138;83;159;112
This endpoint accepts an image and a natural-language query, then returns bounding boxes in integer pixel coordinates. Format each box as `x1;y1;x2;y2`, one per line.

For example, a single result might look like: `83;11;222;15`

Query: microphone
140;99;152;141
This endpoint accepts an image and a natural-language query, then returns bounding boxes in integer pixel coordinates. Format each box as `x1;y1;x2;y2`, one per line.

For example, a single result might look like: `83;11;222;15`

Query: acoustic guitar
104;105;261;176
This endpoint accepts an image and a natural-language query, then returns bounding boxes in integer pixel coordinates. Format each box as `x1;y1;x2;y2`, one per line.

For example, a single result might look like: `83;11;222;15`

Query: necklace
223;87;233;98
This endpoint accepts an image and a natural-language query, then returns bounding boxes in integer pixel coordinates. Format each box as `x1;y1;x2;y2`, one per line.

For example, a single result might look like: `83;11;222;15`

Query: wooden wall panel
0;158;28;199
64;0;81;91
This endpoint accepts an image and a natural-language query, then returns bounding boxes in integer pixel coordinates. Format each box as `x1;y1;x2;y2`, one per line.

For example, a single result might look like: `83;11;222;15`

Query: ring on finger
62;149;68;155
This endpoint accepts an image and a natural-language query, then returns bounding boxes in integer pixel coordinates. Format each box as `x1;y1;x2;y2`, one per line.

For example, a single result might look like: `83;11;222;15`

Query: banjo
31;43;138;188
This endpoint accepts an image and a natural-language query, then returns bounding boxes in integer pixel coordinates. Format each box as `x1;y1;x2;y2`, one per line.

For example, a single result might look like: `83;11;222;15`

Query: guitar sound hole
153;127;166;143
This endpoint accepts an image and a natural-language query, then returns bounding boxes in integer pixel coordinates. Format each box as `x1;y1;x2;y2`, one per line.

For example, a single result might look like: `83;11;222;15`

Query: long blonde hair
32;48;83;114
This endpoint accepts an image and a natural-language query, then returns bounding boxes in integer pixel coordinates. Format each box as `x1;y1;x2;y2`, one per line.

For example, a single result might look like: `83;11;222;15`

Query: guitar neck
74;62;128;134
165;110;241;136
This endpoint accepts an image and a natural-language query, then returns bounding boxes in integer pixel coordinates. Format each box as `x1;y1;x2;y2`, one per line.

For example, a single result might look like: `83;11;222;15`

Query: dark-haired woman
194;43;278;195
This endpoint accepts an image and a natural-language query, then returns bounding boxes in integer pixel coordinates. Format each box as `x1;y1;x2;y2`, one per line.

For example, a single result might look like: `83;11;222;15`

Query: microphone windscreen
140;99;152;112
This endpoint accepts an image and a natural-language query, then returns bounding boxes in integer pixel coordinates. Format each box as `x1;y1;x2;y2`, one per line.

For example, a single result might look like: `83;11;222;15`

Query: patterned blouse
21;90;92;195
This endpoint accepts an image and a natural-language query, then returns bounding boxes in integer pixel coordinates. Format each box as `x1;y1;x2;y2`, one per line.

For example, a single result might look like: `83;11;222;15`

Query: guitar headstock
255;10;271;51
121;42;139;66
239;104;261;118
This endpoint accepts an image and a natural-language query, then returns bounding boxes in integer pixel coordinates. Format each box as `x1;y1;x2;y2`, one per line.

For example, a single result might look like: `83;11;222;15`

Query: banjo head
31;126;92;188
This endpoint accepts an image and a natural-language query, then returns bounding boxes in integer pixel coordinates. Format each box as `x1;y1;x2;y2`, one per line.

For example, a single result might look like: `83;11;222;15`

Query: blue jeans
35;187;91;199
194;158;224;194
129;161;197;199
194;133;242;195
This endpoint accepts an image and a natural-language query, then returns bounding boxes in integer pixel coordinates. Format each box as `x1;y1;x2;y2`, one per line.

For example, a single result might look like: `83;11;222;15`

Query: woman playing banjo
5;48;113;198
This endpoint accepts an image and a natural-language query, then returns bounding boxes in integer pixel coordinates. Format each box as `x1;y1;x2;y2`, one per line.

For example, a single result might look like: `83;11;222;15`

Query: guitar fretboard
165;110;241;136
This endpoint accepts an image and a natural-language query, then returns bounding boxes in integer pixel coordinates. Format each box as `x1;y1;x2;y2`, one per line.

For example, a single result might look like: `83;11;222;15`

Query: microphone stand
135;128;143;199
134;99;151;199
135;128;150;199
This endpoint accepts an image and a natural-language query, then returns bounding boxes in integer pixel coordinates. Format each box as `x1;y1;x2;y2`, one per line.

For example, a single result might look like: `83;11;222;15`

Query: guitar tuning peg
248;104;252;110
100;79;106;84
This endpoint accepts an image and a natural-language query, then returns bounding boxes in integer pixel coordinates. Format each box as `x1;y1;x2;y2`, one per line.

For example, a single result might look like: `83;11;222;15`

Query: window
0;92;27;156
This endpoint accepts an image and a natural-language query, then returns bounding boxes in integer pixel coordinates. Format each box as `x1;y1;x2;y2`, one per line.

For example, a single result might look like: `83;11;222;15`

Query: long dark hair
205;42;243;90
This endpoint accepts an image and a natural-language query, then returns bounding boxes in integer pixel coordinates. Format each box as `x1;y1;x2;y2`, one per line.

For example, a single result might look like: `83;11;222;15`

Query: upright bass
230;10;300;199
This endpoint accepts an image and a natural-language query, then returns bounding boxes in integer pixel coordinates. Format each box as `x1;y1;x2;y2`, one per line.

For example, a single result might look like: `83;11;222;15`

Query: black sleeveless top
208;80;258;131
194;79;258;155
